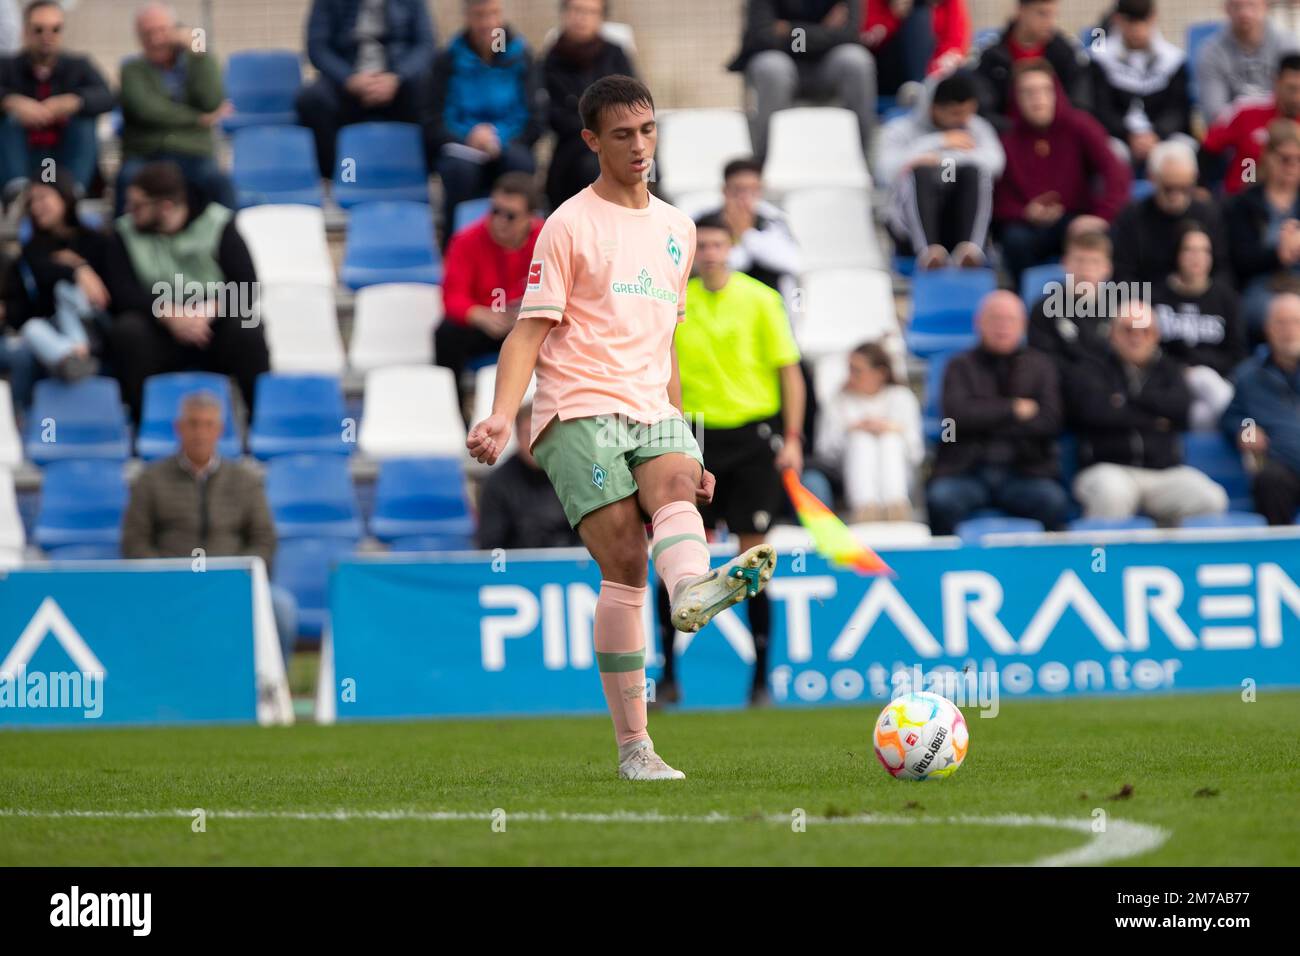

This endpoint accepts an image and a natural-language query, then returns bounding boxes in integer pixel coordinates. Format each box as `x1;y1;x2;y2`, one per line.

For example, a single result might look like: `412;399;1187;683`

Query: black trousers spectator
893;164;992;255
295;77;425;178
106;311;269;424
1254;458;1300;525
545;137;599;212
874;2;935;95
434;319;503;390
996;214;1075;285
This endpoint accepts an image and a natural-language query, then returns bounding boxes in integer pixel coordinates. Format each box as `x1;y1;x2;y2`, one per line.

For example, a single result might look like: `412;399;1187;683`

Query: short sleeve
761;285;801;367
518;215;572;323
675;220;697;321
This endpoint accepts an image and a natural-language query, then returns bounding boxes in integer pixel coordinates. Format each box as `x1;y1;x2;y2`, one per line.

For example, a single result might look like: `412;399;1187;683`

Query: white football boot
668;543;777;633
617;740;686;780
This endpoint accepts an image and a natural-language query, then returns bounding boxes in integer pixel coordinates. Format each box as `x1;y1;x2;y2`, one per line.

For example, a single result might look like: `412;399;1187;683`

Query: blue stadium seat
1020;262;1065;306
905;268;997;357
273;536;356;639
232;125;323;208
891;254;915;277
922;351;954;443
33;460;127;551
266;454;362;539
388;533;476;551
332;122;429;208
1130;178;1155;202
453;196;492;234
370;457;474;542
1180;511;1268;529
222;50;302;131
44;543;122;560
136;372;242;460
1067;515;1156;532
1185;22;1222;105
341;201;442;289
1182;432;1252;511
954;515;1046;545
24;377;130;464
249;373;349;459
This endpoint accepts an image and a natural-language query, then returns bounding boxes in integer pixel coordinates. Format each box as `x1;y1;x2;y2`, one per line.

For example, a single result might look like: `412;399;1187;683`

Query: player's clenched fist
467;413;512;465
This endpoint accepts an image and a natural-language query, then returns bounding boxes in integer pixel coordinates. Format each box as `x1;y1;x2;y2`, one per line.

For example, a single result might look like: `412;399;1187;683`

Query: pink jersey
518;185;697;446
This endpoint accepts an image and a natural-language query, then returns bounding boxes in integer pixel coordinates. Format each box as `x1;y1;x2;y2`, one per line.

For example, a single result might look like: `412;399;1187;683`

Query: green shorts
533;414;705;528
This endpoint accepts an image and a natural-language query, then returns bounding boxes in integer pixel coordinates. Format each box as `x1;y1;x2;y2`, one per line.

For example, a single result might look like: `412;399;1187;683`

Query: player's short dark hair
932;71;979;106
1064;229;1112;258
723;157;763;182
491;171;539;211
1278;53;1300;77
23;0;61;22
580;74;654;133
694;212;730;237
130;161;188;204
851;342;896;385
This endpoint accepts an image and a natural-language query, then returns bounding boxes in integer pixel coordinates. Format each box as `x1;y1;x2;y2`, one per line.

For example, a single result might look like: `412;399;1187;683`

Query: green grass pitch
1;690;1297;865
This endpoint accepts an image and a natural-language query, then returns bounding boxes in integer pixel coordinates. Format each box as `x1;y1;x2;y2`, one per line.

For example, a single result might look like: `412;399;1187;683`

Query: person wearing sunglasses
0;0;113;202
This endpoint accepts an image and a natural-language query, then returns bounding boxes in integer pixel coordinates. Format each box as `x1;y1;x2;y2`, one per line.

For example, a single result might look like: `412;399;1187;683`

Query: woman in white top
816;342;924;522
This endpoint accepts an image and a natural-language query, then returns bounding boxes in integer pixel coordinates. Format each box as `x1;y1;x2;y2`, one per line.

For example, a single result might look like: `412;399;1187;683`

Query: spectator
861;0;971;95
435;171;542;385
2;173;110;382
974;0;1089;133
295;0;436;179
1222;291;1300;524
815;340;922;521
699;157;801;298
1224;118;1300;339
1111;138;1230;286
121;390;297;667
1066;301;1228;523
1203;52;1300;197
879;69;1004;270
0;0;113;200
1088;0;1190;172
1197;0;1297;126
478;402;582;549
926;289;1069;535
1027;228;1114;371
993;60;1130;282
1152;222;1245;429
542;0;635;211
101;161;268;424
727;0;876;163
117;2;234;215
427;0;541;239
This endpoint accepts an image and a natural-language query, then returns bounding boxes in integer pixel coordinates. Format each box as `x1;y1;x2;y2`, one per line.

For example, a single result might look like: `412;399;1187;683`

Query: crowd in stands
1;0;1300;658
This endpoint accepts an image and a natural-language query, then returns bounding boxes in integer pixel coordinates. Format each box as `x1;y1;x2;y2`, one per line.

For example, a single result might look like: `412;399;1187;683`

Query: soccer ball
873;691;969;780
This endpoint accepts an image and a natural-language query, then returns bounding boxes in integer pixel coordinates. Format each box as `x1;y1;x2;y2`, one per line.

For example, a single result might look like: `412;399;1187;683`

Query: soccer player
466;75;776;781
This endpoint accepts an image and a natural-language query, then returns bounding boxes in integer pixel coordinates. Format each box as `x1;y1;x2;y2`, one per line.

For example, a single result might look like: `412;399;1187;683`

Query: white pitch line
0;808;1168;866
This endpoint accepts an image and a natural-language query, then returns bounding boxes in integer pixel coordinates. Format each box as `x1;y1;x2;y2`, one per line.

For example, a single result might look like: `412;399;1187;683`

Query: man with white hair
1110;139;1230;286
1198;0;1297;126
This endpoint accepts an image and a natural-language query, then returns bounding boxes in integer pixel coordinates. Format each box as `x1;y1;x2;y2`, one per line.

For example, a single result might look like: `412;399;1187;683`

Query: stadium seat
272;536;356;639
0;379;21;468
795;268;899;361
370;457;474;542
350;283;443;371
44;543;121;560
232;125;323;208
24;377;130;464
237;205;335;287
850;521;932;546
655;109;751;202
671;190;725;220
763;108;871;196
340;201;442;289
1019;262;1065;307
954;516;1045;544
1186;22;1222;105
1182;432;1252;511
332;122;430;207
0;467;24;567
357;365;466;460
1067;515;1157;532
222;50;302;130
905;268;998;358
136;372;242;460
258;283;346;374
33;459;127;551
1180;511;1268;529
1130;178;1155;202
249;373;349;459
265;454;362;539
452;196;491;234
784;188;884;270
922;351;955;443
387;533;476;551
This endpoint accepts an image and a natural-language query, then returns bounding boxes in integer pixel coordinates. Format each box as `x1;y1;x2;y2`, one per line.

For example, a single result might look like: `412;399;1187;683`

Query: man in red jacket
1203;52;1300;197
993;59;1130;282
434;171;543;384
861;0;971;95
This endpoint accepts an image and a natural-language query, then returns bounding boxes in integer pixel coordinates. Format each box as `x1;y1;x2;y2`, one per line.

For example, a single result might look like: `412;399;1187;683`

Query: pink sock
650;500;710;597
594;580;649;747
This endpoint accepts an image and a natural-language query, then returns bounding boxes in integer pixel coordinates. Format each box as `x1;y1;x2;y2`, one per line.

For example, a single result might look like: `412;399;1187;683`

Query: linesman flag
781;469;894;576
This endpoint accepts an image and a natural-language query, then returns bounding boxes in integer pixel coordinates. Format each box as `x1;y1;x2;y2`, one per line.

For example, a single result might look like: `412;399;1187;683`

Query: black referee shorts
698;414;787;535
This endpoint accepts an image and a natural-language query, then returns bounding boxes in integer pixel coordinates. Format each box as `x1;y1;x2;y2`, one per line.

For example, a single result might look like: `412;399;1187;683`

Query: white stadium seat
258;284;347;374
236;205;335;286
0;467;24;567
350;283;443;372
656;109;752;202
763;108;871;196
0;378;21;468
794;268;899;361
357;365;465;460
784;188;883;270
849;521;933;547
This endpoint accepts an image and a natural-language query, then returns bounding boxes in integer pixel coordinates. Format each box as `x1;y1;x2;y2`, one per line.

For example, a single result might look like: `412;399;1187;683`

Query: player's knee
663;470;698;504
601;544;648;587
